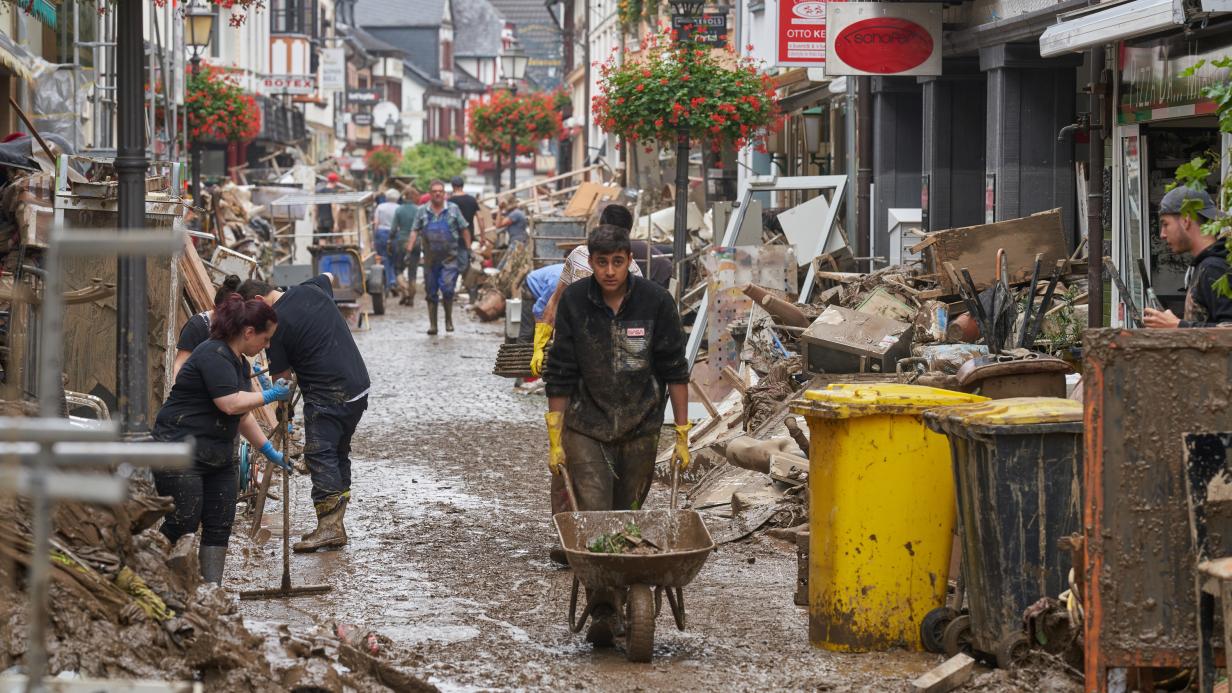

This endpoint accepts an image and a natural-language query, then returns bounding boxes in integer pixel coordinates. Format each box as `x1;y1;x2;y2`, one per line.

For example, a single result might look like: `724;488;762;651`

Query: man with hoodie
1143;186;1232;328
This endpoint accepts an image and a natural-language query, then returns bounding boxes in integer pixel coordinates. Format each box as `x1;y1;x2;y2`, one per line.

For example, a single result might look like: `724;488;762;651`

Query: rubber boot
427;301;439;336
199;544;227;585
443;298;455;332
292;495;349;553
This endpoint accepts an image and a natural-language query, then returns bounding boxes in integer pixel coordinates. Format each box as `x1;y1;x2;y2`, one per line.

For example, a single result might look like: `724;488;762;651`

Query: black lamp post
185;0;215;205
668;0;704;307
500;44;529;192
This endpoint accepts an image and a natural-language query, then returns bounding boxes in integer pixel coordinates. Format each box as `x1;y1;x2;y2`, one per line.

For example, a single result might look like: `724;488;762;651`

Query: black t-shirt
629;241;672;289
176;311;211;352
449;193;479;250
267;274;371;405
153;339;251;464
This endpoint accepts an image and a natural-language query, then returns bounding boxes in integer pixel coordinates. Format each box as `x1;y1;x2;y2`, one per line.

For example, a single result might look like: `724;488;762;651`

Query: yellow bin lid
922;397;1083;436
792;383;987;419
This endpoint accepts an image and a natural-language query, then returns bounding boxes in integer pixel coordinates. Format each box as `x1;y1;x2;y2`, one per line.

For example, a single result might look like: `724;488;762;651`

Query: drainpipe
855;76;872;271
116;0;150;438
1087;47;1105;328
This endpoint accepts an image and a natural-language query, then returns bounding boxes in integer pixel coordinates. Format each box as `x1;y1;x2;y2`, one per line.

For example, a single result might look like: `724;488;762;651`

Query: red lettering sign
833;17;933;73
776;0;843;67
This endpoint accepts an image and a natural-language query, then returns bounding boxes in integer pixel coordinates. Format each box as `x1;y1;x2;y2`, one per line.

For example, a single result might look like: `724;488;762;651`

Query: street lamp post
184;0;215;205
500;44;529;192
668;0;704;307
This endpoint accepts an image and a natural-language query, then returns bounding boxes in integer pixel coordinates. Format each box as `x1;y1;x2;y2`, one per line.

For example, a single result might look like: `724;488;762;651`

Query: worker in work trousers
542;224;692;647
239;274;371;552
408;179;471;336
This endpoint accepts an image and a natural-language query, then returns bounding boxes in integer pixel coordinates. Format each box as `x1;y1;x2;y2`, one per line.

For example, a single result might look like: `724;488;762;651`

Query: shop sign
320;48;346;91
774;0;843;68
672;13;728;47
261;74;316;95
348;88;382;105
824;2;941;76
353;112;374;126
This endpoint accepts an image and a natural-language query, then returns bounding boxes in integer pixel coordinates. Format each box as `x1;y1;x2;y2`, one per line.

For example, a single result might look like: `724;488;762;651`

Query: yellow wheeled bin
789;383;987;652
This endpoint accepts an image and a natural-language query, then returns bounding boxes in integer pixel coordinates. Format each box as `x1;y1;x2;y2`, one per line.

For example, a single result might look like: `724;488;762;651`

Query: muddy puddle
228;301;941;691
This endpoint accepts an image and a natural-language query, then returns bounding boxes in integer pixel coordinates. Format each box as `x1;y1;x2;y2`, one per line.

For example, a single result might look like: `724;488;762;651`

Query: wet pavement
230;298;938;691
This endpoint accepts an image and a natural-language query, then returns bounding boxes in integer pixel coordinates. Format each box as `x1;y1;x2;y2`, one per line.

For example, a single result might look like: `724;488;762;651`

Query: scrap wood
914;209;1068;293
911;654;975;693
178;234;214;312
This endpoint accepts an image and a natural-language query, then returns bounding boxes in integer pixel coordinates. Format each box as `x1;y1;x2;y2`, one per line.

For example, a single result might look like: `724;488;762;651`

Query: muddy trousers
303;396;368;504
518;286;536;343
154;461;237;547
373;227;396;287
560;429;658;512
423;256;460;303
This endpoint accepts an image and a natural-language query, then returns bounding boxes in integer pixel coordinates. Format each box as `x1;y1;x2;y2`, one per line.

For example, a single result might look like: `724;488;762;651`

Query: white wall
401;75;429;147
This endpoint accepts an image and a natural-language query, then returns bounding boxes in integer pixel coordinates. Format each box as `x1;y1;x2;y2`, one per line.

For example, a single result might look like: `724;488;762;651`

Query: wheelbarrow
553;465;715;662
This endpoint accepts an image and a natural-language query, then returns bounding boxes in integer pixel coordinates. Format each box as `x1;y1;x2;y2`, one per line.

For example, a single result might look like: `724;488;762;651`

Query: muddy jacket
544;274;689;443
1182;238;1232;327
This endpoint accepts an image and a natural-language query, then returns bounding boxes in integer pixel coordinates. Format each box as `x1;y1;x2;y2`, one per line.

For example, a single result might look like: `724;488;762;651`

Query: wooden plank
911;654;974;693
914;209;1068;294
563;181;622;218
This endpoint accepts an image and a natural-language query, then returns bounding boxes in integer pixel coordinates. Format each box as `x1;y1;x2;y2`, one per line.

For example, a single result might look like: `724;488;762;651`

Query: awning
3;0;58;29
0;31;34;81
778;84;832;114
1039;0;1185;58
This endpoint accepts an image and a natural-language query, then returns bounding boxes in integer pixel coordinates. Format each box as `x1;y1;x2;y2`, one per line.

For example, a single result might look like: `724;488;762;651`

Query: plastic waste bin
789;383;987;652
922;397;1082;668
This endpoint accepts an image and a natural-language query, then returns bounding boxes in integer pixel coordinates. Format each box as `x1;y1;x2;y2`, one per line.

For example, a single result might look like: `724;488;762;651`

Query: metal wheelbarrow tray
554;508;715;662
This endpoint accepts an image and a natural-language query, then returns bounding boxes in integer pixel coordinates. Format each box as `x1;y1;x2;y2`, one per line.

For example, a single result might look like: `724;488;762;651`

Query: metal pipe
510;83;518;192
1087;47;1105;328
673;127;689;308
855;76;873;272
116;0;150;439
190;55;202;204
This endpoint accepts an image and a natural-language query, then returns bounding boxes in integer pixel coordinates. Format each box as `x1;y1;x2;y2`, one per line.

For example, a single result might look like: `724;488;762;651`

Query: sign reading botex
824;2;941;76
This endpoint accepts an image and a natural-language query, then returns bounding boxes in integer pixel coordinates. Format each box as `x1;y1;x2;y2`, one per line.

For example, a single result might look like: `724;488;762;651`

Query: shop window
271;0;312;35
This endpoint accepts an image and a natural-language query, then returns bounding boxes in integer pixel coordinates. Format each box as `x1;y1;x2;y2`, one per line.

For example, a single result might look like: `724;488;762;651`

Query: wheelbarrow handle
670;460;680;512
559;465;580;513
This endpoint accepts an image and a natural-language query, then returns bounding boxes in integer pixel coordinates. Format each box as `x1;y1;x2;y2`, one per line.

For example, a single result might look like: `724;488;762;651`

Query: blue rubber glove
262;378;291;405
255;369;273;391
259;440;290;472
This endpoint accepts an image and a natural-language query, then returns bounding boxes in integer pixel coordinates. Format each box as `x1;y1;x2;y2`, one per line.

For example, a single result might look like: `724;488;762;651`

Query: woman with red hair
152;293;292;586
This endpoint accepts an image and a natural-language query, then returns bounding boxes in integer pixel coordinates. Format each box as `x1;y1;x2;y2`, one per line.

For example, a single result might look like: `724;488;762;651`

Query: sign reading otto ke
824;2;941;76
775;0;842;68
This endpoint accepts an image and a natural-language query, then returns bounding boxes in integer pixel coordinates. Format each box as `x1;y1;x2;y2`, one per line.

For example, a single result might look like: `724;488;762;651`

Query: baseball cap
326;172;339;183
1160;186;1225;220
450;175;465;188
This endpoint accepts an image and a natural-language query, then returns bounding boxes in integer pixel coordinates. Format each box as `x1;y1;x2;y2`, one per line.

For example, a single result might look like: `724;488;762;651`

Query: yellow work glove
530;323;553;377
671;422;693;470
545;411;566;474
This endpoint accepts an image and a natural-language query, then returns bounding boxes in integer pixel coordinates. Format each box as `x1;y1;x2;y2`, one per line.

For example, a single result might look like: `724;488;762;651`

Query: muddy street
230;300;936;691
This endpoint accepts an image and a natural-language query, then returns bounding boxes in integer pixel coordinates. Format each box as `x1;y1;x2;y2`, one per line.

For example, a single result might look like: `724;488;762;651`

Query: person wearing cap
315;172;340;241
449;176;485;302
373;187;401;292
1143;186;1232;328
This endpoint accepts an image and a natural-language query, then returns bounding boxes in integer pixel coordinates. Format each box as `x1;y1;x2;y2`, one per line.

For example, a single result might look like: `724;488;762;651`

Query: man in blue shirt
519;263;564;342
408;180;471;335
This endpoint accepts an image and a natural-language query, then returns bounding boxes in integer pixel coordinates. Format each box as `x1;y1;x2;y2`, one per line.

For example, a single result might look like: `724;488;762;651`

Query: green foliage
1171;59;1232;298
394;143;468;184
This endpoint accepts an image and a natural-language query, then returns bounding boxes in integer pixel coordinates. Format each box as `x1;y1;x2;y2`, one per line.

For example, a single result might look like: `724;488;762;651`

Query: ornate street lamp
500;43;529;191
184;0;215;205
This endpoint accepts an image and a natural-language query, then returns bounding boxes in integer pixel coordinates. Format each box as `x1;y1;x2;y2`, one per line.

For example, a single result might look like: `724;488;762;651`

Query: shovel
240;383;332;600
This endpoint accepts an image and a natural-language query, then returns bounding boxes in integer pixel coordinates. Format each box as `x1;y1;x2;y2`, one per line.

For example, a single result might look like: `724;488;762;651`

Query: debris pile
587;523;661;555
0;476;436;691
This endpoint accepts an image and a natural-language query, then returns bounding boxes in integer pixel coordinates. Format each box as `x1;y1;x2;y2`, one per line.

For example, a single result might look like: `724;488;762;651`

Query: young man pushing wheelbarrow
542;224;693;646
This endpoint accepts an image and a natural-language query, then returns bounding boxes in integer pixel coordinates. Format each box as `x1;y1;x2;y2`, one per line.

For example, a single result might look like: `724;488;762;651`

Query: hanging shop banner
261;74;317;96
672;13;729;47
348;88;382;105
320;48;346;91
824;2;941;76
775;0;843;68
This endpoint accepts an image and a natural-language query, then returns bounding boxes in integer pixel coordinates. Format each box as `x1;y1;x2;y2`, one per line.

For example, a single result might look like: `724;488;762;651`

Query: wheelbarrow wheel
625;584;655;663
994;632;1030;669
920;606;957;654
942;614;975;658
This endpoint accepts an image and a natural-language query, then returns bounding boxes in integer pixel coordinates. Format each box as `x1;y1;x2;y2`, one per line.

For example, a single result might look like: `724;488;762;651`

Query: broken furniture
530;215;587;269
799;305;913;376
922;398;1083;668
955;352;1072;399
1084;329;1232;690
1184;431;1232;693
790;384;986;652
912;209;1069;295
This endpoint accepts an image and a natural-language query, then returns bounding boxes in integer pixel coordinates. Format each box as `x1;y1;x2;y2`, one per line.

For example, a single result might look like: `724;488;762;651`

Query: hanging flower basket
593;28;782;154
365;145;403;179
466;89;565;160
186;63;260;143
